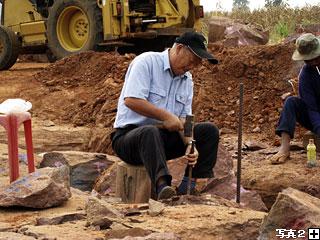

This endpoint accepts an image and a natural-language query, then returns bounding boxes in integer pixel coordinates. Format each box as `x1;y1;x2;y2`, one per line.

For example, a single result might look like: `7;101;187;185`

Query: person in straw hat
270;33;320;164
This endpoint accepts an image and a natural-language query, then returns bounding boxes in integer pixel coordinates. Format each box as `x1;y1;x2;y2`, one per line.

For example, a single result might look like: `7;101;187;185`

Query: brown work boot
158;186;176;200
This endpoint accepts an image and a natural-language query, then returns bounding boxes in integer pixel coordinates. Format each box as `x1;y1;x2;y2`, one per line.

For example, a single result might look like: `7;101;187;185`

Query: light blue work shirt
114;49;193;128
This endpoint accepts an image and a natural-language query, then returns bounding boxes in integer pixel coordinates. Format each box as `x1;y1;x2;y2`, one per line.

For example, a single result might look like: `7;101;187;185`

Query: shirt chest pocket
174;94;187;116
148;87;166;106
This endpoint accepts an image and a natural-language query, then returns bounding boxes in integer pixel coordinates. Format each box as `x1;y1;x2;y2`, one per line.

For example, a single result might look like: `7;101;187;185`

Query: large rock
284;24;320;44
0;166;71;208
70;155;115;191
258;188;320;239
40;152;70;168
208;16;269;46
207;16;235;43
93;157;119;196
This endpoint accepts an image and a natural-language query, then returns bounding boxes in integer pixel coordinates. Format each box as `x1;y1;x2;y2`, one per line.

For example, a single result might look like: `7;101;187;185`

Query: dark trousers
276;96;313;138
111;122;219;187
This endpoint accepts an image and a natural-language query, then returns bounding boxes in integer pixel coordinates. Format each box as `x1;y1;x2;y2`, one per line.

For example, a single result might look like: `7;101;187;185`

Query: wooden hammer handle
187;140;195;195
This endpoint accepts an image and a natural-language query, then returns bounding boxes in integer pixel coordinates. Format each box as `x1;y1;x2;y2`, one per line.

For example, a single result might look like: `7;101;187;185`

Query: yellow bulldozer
0;0;203;70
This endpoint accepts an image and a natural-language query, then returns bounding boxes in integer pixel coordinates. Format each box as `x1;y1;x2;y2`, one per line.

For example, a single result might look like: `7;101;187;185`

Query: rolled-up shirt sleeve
123;57;151;100
180;80;193;117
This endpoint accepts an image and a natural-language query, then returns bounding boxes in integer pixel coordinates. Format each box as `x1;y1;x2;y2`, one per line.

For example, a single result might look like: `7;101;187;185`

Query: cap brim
188;47;218;64
292;49;320;61
292;37;320;61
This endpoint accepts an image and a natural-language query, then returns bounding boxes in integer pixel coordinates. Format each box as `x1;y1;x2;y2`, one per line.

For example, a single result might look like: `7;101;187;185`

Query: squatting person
270;33;320;164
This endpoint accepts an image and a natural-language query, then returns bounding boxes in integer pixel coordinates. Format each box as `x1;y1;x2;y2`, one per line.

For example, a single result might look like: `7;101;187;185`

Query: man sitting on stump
271;33;320;164
111;31;220;199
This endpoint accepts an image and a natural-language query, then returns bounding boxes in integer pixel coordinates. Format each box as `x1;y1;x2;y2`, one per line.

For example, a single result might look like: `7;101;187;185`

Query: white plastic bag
0;98;32;115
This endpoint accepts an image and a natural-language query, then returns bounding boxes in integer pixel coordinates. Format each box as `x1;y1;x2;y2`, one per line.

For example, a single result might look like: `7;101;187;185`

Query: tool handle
187;166;192;195
187;140;195;195
190;140;195;154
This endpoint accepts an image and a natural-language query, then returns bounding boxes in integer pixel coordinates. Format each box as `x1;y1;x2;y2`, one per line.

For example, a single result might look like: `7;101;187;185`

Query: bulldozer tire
46;0;104;60
0;26;20;70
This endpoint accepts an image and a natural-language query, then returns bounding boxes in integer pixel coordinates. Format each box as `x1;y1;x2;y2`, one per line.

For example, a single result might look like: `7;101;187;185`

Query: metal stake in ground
237;83;244;204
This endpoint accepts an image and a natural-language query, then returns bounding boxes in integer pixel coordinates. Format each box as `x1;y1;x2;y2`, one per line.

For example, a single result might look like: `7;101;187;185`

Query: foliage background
202;4;320;44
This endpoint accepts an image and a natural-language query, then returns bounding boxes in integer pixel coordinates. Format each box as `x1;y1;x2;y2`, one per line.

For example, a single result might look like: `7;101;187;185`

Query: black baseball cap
175;30;218;64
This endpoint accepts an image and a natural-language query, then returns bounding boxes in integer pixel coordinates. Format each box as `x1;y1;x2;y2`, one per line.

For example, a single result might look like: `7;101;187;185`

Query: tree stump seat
115;161;156;203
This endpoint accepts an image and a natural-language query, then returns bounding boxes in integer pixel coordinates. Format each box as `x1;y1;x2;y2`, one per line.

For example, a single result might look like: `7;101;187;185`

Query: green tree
265;0;283;7
232;0;250;10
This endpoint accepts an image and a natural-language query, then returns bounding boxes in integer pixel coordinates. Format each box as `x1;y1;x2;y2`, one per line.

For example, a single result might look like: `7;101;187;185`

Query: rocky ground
0;42;320;240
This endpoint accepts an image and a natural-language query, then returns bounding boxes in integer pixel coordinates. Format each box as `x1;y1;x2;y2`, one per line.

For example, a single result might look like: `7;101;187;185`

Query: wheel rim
0;38;4;57
57;6;89;52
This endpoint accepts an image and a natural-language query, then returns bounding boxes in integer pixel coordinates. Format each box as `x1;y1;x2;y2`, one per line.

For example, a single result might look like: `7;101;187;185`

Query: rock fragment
86;197;122;229
148;199;165;217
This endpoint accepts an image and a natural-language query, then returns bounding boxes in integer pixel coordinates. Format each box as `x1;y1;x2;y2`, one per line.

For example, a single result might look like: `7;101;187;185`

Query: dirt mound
195;43;303;141
28;51;135;127
23;43;304;154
